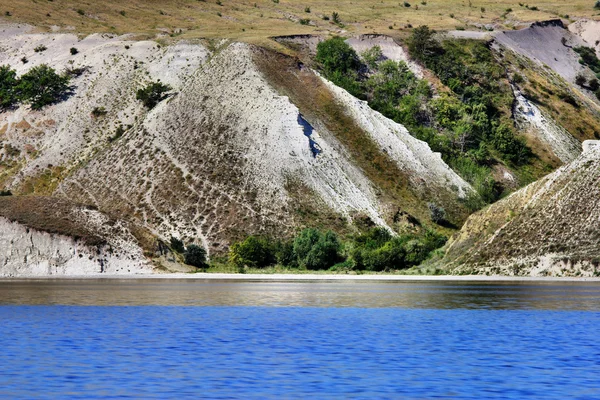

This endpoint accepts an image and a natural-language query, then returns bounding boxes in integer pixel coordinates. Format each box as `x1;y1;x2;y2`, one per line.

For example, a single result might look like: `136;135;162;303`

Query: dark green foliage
315;37;363;96
136;81;172;109
408;25;440;61
184;244;208;268
0;65;17;110
349;227;446;271
70;47;79;55
34;45;47;53
491;124;531;164
170;237;185;253
0;190;12;196
293;228;342;270
574;46;600;74
229;236;274;268
15;64;70;110
315;31;533;208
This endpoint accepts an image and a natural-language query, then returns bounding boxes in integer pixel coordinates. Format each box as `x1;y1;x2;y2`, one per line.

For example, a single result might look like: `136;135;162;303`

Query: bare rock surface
495;20;587;83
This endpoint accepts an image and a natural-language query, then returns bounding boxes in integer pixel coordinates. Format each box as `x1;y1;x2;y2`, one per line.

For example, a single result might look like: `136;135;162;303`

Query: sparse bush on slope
136;81;172;109
15;64;70;110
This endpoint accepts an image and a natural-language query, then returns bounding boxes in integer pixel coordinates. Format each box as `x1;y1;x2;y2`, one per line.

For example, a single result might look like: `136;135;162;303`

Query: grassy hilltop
2;0;598;46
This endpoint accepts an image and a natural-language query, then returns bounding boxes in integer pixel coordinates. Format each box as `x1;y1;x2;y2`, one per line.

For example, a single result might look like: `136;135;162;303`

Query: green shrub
184;244;208;269
34;45;47;53
229;236;274;268
15;64;70;110
408;25;440;61
70;47;78;55
136;81;172;109
293;228;342;270
316;37;361;76
170;237;185;253
361;45;383;69
0;65;17;109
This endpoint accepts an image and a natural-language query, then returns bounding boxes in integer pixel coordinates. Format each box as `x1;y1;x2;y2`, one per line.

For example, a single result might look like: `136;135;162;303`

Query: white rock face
0;217;153;277
320;77;472;199
0;27;209;187
512;88;581;163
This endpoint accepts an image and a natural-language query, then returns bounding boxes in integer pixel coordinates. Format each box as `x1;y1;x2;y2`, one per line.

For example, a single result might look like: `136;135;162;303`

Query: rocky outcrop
0;197;156;276
495;20;588;83
512;87;581;163
442;144;600;277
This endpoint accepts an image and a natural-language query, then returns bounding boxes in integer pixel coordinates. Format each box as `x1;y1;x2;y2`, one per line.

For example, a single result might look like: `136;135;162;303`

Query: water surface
1;280;599;399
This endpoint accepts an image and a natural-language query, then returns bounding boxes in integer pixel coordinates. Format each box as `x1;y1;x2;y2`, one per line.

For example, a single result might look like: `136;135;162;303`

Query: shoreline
2;273;600;282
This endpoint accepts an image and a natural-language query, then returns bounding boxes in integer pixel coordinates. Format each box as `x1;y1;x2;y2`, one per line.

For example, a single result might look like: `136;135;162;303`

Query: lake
1;279;599;399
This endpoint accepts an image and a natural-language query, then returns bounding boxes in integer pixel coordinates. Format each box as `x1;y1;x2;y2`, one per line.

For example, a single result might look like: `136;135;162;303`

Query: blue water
1;281;600;399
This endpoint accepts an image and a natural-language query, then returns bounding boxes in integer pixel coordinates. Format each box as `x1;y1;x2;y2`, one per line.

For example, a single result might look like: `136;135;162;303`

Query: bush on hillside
136;81;172;109
184;244;208;269
293;228;342;270
170;237;185;253
0;65;17;109
408;25;440;61
229;236;274;268
15;64;70;110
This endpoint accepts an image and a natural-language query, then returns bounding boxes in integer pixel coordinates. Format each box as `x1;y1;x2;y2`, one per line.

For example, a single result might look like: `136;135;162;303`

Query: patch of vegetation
0;65;18;110
136;81;172;109
70;47;79;55
91;106;107;118
184;244;208;269
34;45;47;53
574;46;600;75
1;64;70;110
315;31;532;206
228;227;446;271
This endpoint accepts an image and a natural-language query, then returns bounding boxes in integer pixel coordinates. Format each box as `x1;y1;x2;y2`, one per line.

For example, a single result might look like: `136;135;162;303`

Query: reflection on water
2;280;600;310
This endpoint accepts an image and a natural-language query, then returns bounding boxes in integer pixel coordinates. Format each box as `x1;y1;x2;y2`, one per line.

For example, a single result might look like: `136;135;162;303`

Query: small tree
408;25;439;61
293;228;342;270
184;244;208;269
170;237;185;253
0;65;17;109
361;45;383;70
70;47;79;55
590;79;600;91
575;73;587;87
316;37;361;75
229;236;274;268
15;64;70;110
136;81;172;109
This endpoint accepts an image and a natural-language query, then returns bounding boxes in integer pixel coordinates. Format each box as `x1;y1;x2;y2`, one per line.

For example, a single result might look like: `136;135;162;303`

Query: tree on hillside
408;25;440;61
0;65;18;110
316;37;361;75
15;64;70;110
136;81;172;109
184;244;208;269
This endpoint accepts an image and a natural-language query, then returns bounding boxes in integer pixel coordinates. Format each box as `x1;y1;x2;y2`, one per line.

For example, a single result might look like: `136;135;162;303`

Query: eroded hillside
0;25;475;258
441;141;600;277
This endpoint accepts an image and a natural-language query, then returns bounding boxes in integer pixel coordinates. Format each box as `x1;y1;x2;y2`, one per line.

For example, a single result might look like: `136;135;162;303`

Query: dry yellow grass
1;0;599;47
